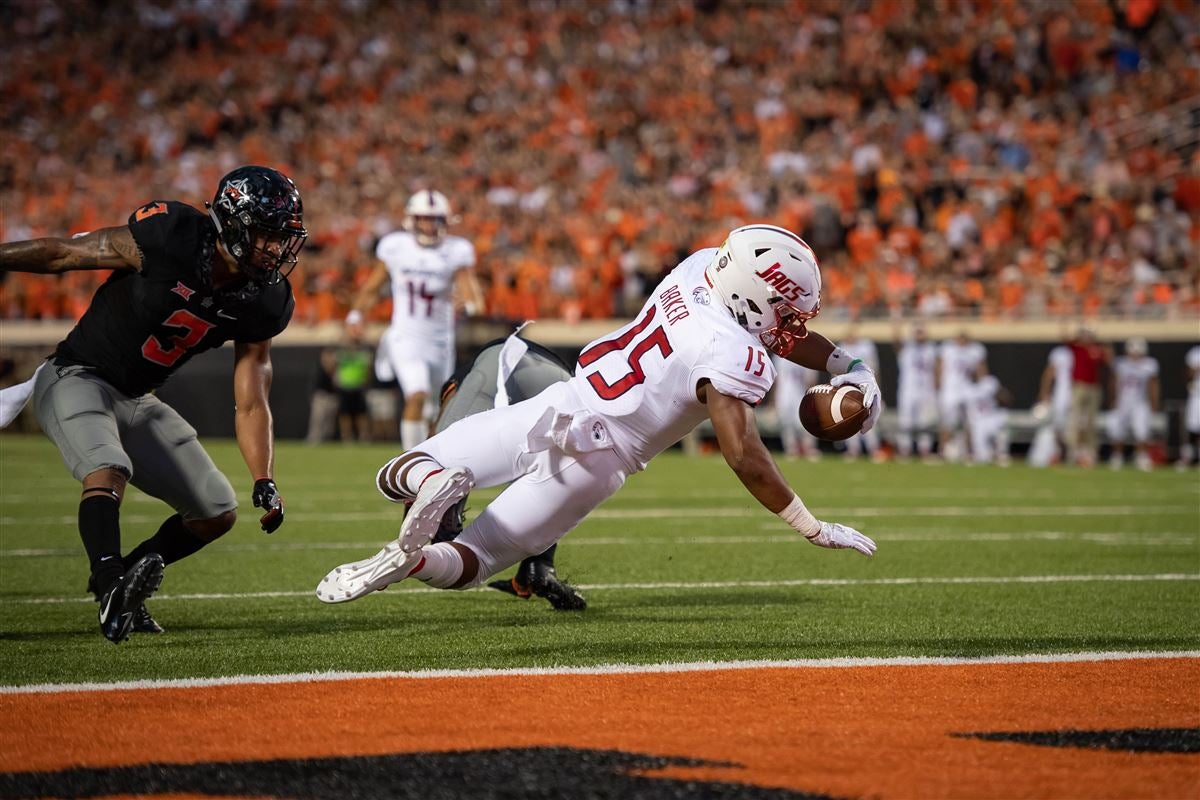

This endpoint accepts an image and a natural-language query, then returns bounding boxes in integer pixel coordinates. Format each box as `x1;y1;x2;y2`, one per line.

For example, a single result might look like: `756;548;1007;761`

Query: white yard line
2;529;1194;558
6;572;1197;605
2;650;1196;696
3;504;1196;527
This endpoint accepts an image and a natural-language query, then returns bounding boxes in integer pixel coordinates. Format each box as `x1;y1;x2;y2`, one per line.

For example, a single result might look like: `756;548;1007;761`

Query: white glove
805;521;876;557
830;362;882;433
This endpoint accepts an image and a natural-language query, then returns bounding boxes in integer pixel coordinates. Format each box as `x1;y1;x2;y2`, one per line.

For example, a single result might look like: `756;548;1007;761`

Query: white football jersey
1048;345;1074;410
1113;356;1158;407
570;249;775;470
375;231;475;343
966;374;1002;417
897;340;938;393
939;340;987;396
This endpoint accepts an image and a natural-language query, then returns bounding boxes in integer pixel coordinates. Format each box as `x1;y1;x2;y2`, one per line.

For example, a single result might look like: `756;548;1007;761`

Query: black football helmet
207;166;307;286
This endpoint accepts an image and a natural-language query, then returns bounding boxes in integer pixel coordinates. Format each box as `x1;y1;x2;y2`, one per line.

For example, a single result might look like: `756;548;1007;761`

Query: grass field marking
2;649;1196;696
7;572;1197;605
3;504;1196;528
3;529;1195;559
9;486;1196;503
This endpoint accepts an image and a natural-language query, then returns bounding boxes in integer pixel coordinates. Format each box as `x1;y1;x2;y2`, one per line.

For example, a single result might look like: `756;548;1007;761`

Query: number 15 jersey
375;230;475;346
570;248;777;471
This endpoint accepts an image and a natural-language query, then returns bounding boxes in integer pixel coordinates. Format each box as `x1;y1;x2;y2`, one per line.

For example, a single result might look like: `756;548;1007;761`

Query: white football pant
418;381;628;586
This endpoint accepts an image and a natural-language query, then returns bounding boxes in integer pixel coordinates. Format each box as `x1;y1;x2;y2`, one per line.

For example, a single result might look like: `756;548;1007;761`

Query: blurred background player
1066;328;1110;468
770;354;821;461
346;190;485;450
306;349;338;446
892;322;938;460
839;325;882;461
965;372;1012;466
331;329;374;443
937;331;987;462
429;332;586;610
1029;338;1075;467
1107;337;1159;471
1180;345;1200;469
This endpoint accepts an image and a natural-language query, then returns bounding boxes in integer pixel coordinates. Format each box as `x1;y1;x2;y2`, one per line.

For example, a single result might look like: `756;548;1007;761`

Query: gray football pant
33;361;237;520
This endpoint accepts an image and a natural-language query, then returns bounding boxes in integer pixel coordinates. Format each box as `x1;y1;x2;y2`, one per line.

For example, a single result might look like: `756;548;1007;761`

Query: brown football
799;384;868;441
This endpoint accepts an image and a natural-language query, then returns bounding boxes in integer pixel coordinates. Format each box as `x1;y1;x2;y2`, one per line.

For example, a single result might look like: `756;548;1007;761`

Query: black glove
252;478;284;534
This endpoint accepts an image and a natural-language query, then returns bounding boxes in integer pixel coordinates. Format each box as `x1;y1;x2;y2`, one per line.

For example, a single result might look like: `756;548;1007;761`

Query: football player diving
0;166;306;644
317;224;879;606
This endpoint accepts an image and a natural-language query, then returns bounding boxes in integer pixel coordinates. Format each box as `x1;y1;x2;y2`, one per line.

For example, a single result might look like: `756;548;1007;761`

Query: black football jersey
54;201;294;396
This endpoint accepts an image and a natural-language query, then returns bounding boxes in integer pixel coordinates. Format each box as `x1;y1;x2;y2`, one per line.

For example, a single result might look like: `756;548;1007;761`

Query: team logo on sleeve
692;287;711;305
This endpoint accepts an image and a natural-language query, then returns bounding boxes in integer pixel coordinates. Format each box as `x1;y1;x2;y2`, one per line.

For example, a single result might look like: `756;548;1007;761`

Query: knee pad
193;468;237;519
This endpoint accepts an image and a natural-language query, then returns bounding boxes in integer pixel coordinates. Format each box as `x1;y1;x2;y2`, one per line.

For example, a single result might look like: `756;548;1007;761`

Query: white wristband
346;310;364;326
778;495;821;538
825;347;861;376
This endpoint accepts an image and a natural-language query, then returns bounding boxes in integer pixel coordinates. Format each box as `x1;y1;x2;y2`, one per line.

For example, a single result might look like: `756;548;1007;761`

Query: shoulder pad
127;201;211;275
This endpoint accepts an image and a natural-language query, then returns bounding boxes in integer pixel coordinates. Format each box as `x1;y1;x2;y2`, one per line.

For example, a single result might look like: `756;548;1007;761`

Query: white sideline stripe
6;487;1197;504
2;650;1197;696
3;504;1196;526
3;529;1195;558
7;573;1198;605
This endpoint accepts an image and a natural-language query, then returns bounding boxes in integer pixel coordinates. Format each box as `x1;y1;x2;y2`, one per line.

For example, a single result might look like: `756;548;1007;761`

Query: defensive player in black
423;334;587;610
0;166;306;643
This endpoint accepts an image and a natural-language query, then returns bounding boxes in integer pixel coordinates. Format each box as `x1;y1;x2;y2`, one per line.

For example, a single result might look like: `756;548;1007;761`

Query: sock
125;514;208;567
376;451;443;502
526;543;557;572
407;542;465;589
79;495;123;595
400;420;426;451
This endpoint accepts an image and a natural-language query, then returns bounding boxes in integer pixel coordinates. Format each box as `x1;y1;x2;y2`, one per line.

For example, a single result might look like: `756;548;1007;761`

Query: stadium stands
1;0;1197;324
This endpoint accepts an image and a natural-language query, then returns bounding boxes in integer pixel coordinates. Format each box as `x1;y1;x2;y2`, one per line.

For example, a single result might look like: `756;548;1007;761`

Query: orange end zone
2;657;1197;798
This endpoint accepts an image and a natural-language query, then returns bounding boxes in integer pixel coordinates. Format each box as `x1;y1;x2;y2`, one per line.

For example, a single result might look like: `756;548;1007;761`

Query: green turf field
1;434;1197;686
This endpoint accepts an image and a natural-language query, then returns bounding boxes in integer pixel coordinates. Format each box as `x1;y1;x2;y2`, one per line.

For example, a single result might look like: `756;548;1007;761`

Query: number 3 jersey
374;230;475;347
570;248;776;471
53;201;294;397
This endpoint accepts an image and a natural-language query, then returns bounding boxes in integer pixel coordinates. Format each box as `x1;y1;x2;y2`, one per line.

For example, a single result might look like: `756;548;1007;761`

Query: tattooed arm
0;226;142;274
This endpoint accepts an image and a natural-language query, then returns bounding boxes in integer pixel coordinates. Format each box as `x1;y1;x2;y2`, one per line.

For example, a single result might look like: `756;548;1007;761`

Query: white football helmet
404;190;451;247
1125;336;1148;357
704;224;822;356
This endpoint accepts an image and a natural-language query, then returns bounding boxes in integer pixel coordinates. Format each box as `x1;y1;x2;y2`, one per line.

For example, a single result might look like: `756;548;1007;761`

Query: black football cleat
98;554;164;644
488;559;587;611
131;605;165;634
431;497;468;544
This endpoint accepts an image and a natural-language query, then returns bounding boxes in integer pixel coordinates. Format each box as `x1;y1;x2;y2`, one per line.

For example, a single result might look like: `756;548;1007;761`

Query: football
799;384;868;441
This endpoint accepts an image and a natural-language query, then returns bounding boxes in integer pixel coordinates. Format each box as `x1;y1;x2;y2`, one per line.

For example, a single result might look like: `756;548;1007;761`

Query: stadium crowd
1;0;1197;325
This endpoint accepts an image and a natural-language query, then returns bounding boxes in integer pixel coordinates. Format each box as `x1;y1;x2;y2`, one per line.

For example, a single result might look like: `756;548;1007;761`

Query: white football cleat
398;466;475;554
316;541;422;604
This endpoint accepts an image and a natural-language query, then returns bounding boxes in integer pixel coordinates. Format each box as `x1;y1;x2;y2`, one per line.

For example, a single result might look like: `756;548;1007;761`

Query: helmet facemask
408;214;447;247
759;296;821;357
